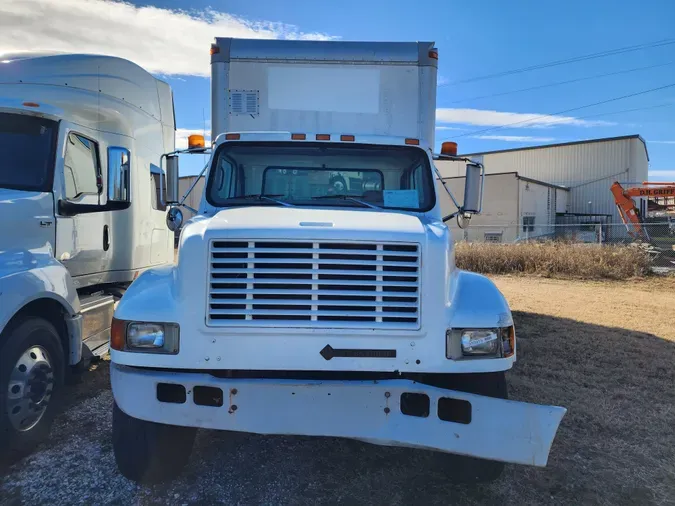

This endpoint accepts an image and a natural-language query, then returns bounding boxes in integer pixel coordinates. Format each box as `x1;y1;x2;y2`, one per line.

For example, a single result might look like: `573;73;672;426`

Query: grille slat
211;247;418;257
210;267;416;277
207;240;420;329
209;308;419;318
212;258;415;267
210;298;418;308
210;289;410;297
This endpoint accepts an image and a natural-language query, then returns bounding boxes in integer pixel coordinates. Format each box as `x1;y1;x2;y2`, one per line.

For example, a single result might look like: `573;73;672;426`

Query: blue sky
2;0;674;180
163;0;675;179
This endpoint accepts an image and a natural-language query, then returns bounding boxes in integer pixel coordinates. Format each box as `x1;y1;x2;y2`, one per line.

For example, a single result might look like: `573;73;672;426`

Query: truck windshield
0;113;58;192
206;142;435;211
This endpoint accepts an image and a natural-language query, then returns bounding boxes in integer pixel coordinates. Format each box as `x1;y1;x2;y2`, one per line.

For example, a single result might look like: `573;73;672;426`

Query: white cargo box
210;38;438;146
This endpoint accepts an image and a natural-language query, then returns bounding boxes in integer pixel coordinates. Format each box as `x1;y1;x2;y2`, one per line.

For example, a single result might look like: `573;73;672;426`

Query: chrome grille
207;240;421;329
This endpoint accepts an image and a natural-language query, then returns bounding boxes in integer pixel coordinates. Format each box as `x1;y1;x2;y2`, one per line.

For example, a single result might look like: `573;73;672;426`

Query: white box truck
0;53;175;459
110;39;566;484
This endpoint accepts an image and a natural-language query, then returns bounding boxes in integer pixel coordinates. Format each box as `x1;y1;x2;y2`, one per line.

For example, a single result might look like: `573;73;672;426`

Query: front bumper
111;364;566;467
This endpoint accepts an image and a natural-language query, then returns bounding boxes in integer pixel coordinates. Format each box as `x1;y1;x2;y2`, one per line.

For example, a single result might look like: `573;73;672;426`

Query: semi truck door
55;130;111;285
0;112;58;255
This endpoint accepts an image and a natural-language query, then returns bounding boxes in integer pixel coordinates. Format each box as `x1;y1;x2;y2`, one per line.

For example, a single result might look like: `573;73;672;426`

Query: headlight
461;330;500;355
446;327;514;359
111;319;180;354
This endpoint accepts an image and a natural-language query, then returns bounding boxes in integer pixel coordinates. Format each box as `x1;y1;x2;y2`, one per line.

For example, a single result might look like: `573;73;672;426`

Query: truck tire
0;317;64;462
427;372;508;483
112;401;197;484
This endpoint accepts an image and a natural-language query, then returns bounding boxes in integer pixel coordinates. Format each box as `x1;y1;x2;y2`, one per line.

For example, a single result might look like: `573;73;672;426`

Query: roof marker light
188;134;205;149
441;141;458;156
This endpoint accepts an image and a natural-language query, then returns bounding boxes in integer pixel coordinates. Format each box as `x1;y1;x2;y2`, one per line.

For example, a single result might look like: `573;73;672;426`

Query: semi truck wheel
426;372;508;483
0;317;64;462
112;401;197;484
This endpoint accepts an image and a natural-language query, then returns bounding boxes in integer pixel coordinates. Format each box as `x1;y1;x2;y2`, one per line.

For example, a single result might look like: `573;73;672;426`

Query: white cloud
437;76;450;86
176;128;211;150
648;170;675;181
650;140;675;144
473;135;557;142
0;0;337;77
436;108;614;129
435;125;462;131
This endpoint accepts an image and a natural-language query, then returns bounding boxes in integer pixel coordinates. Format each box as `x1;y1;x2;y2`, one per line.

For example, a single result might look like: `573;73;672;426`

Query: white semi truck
0;54;175;458
110;39;566;484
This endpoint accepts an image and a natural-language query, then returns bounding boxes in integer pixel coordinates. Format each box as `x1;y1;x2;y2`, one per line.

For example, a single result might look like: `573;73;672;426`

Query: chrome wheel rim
7;345;54;432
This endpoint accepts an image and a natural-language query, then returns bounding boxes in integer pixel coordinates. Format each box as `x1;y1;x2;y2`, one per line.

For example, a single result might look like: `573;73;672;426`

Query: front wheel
112;401;197;484
0;317;64;462
425;372;508;483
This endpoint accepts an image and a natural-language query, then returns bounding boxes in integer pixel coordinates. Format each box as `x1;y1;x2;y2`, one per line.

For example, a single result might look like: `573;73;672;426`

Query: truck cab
109;39;566;484
0;53;174;459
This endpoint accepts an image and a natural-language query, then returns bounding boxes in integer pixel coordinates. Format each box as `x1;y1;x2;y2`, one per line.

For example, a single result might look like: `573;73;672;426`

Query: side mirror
166;155;179;204
166;206;184;232
462;162;483;214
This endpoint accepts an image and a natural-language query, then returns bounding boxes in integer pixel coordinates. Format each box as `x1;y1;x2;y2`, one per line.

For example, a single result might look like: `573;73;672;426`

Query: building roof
460;134;649;161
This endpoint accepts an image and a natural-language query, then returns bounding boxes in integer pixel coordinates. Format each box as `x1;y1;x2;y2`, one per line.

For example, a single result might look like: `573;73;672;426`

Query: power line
450;82;675;138
445;39;675;86
447;61;675;104
438;103;674;137
548;102;674;123
453;103;675;137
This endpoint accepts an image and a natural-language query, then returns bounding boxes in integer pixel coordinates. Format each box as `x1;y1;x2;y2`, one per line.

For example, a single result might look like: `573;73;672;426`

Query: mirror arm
433;164;462;212
178;161;210;207
433;155;485;218
442;210;460;222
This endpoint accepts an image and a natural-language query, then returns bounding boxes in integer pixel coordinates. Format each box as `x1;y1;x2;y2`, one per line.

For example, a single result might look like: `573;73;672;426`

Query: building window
484;232;503;243
151;164;166;211
64;133;100;200
523;216;535;233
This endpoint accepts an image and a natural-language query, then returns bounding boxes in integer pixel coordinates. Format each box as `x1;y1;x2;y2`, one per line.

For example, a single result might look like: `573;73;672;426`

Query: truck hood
203;206;430;243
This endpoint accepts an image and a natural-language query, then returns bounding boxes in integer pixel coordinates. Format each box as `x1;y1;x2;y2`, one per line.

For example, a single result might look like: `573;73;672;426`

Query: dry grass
456;241;653;279
487;276;675;505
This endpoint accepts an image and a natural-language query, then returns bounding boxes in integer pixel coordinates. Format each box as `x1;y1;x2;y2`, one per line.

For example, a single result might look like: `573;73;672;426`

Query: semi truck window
108;147;131;202
64;133;100;200
0;113;57;192
150;164;166;211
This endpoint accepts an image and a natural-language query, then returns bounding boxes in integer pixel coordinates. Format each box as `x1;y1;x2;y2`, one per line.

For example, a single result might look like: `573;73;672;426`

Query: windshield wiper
311;194;382;210
227;194;294;207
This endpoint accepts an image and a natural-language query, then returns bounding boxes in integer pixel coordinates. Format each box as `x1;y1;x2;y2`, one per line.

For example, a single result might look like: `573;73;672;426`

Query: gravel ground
1;276;674;505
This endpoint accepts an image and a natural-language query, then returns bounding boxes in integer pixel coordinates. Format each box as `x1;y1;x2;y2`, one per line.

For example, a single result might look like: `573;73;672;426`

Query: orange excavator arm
610;182;648;240
623;182;675;199
610;181;675;240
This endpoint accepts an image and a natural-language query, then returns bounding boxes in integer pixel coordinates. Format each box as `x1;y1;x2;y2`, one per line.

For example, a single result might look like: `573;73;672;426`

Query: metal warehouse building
435;135;649;242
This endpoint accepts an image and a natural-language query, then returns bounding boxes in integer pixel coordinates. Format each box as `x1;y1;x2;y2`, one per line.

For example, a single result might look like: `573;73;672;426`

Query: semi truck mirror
166;155;179;204
462;163;483;214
